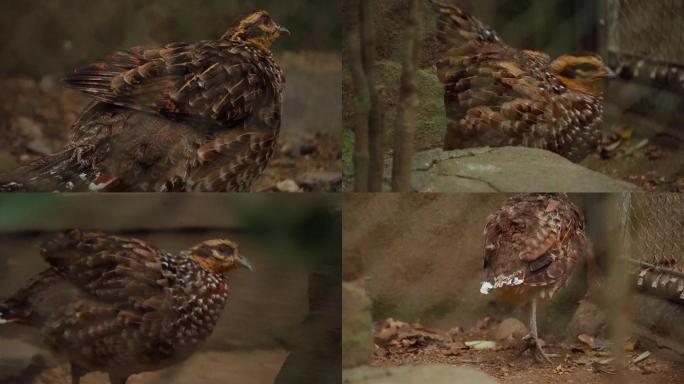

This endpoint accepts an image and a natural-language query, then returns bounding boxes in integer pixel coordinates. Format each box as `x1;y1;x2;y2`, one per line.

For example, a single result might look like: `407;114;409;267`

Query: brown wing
33;230;180;364
64;41;268;126
41;230;168;305
186;131;276;192
483;194;585;292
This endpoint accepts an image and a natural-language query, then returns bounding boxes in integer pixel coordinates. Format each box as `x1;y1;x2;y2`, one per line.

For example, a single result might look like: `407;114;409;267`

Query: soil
370;318;684;384
581;133;684;192
27;349;288;384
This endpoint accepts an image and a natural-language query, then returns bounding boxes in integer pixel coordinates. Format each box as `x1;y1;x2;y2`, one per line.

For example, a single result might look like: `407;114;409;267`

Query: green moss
342;129;355;189
422;299;458;321
371;297;397;320
375;60;447;146
341;60;448;183
415;68;447;138
371;297;424;323
342;331;373;352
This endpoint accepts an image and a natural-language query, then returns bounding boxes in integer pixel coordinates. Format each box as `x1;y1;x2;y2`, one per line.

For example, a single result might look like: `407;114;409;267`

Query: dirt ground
32;350;288;384
0;53;341;192
370;318;684;384
580;127;684;192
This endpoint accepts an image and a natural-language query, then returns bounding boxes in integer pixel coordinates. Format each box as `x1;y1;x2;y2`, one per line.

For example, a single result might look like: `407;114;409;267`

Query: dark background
0;0;341;78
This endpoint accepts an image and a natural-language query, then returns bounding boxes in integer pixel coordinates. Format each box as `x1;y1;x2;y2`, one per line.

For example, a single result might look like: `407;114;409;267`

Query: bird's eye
218;244;234;255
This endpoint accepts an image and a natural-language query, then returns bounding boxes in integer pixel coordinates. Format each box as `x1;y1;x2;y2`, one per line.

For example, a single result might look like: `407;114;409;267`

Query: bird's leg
521;297;557;363
70;363;86;384
108;373;128;384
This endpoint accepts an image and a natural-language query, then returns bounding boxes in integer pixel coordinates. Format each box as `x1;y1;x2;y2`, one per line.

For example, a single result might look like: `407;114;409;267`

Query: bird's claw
520;334;557;364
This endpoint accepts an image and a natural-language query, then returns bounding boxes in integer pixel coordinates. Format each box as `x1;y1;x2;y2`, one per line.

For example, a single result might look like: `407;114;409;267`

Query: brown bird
0;10;288;192
428;1;615;162
0;230;253;383
480;193;588;362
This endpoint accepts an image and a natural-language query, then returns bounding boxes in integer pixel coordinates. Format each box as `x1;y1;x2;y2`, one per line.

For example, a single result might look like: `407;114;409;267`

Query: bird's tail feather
0;150;84;192
0;301;15;324
427;0;501;51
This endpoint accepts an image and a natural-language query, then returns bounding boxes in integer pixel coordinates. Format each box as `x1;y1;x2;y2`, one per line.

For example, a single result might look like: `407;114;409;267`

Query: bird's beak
277;25;291;36
236;255;254;271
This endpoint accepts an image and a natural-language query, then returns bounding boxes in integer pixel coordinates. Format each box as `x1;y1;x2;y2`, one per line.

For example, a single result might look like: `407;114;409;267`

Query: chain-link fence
605;0;684;93
621;193;684;303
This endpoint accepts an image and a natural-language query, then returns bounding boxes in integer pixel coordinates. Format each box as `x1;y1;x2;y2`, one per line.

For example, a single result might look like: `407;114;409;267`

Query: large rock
630;293;684;361
342;365;498;384
392;147;638;192
493;318;529;343
342;281;373;368
0;338;53;382
567;299;607;338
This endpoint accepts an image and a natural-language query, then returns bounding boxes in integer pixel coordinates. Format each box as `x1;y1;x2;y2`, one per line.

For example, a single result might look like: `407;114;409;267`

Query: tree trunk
391;0;421;192
346;0;370;192
360;0;384;191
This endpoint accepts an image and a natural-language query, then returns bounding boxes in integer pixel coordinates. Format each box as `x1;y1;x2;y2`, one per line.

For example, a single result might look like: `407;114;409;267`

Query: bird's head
223;10;290;49
549;54;616;97
188;239;253;274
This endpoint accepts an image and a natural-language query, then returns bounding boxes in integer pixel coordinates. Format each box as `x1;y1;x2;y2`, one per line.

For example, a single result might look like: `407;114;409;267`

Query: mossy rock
342;282;373;368
341;59;446;186
374;60;446;150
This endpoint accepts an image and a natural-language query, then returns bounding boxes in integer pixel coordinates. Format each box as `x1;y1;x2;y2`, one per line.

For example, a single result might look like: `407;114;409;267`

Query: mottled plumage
0;230;253;384
0;10;287;192
481;193;588;362
429;1;614;162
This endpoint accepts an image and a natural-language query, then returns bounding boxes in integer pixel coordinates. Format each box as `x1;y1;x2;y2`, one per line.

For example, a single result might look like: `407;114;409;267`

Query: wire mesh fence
622;193;684;302
605;0;684;92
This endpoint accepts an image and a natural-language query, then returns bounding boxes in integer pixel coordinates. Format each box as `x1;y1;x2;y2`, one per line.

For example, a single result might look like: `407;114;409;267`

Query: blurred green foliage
0;194;341;278
0;0;341;78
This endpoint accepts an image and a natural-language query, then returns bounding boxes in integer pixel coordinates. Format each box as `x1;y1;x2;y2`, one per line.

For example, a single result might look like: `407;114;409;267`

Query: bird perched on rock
428;1;615;162
0;230;253;383
0;10;288;191
480;193;588;362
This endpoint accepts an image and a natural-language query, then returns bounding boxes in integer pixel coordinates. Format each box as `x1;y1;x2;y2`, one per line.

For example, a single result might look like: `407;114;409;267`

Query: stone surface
493;318;529;343
630;293;684;361
0;338;52;382
342;364;498;384
393;147;638;192
342;281;373;368
33;350;288;384
567;299;607;338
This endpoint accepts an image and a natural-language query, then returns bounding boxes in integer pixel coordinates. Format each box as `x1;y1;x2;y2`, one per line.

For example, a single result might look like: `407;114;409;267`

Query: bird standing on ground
0;10;288;192
0;230;253;384
480;193;588;362
428;0;615;162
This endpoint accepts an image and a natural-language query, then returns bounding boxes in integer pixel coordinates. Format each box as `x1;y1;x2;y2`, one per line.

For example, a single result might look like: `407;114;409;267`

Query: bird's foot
520;334;557;363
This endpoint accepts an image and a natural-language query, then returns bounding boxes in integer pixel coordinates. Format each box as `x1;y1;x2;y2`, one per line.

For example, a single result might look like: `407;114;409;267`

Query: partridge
0;230;253;383
480;193;588;362
0;10;288;192
428;1;615;162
